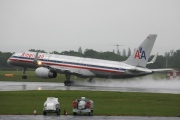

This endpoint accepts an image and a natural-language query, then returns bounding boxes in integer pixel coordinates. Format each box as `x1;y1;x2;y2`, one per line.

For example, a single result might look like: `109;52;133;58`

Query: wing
49;65;96;77
33;52;95;77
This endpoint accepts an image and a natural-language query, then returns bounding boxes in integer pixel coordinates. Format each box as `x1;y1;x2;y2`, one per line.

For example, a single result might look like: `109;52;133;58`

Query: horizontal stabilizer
152;68;174;72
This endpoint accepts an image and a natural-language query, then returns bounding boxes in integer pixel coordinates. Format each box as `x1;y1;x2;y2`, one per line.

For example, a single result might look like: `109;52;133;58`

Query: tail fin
124;34;157;67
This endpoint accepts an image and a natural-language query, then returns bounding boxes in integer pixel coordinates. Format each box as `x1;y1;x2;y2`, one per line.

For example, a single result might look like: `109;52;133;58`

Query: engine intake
35;67;57;78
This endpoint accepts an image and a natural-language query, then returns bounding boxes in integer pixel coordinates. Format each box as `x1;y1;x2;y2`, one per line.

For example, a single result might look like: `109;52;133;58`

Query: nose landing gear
22;68;27;79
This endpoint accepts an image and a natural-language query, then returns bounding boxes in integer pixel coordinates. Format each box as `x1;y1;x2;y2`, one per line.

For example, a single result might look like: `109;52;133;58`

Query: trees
51;51;60;54
168;50;180;69
0;52;13;70
147;55;166;69
122;49;126;57
78;47;83;54
29;49;47;53
84;49;98;58
164;52;170;68
117;49;121;56
61;50;83;57
127;48;131;57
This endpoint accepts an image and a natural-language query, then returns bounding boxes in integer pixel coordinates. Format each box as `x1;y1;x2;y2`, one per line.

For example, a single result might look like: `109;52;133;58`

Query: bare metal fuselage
7;51;153;79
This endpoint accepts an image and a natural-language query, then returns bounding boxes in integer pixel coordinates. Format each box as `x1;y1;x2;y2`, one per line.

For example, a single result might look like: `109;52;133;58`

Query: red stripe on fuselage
8;58;124;74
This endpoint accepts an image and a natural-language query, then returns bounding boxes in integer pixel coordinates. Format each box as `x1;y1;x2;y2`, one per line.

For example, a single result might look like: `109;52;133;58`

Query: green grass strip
0;90;180;116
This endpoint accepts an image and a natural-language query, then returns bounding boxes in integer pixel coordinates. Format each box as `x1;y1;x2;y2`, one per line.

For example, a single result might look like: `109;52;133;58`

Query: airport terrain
0;90;180;116
0;70;166;82
0;71;180;116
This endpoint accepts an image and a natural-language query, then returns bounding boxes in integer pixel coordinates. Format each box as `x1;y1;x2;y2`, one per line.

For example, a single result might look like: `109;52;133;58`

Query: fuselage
7;51;153;78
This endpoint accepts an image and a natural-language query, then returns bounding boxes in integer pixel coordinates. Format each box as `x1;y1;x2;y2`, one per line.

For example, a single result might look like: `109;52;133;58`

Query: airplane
7;34;173;86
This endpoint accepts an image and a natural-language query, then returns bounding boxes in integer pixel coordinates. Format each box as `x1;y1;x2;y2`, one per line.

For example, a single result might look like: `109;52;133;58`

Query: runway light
38;87;42;90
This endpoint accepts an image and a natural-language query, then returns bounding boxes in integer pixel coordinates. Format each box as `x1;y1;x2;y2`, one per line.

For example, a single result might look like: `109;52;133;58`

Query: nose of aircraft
7;59;12;65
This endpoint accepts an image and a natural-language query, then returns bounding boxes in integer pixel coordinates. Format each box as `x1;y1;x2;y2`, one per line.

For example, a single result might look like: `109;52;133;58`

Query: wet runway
0;115;179;120
0;78;180;94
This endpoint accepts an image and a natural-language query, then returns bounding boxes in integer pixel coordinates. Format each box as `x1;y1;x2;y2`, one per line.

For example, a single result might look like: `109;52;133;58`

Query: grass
0;70;66;82
0;70;167;83
0;90;180;116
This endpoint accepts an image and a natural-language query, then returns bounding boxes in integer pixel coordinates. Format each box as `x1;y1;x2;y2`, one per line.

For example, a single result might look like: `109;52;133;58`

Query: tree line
0;48;180;70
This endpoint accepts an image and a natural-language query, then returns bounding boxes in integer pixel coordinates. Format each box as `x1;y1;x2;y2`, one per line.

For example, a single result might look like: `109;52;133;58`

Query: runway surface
0;77;180;94
0;115;179;120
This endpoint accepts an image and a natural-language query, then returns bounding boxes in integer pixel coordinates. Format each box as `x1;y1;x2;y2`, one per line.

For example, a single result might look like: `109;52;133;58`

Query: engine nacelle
35;67;57;78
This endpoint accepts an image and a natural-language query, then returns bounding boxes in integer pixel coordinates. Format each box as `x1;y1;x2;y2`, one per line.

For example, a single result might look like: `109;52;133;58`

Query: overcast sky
0;0;180;55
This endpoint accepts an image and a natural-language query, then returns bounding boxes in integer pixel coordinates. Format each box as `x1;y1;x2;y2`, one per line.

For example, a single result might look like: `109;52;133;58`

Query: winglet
147;52;158;64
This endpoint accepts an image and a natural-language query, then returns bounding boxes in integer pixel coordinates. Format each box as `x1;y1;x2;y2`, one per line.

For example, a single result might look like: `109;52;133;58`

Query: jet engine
35;67;57;78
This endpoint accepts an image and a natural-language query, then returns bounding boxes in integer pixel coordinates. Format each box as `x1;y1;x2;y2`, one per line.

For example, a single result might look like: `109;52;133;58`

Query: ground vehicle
72;97;94;115
43;97;60;115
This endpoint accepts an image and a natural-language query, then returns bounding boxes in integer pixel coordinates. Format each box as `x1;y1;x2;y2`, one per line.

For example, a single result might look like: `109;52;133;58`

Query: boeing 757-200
7;34;173;86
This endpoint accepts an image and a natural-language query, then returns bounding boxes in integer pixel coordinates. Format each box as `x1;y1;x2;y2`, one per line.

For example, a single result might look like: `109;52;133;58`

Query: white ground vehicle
72;97;94;116
43;97;60;115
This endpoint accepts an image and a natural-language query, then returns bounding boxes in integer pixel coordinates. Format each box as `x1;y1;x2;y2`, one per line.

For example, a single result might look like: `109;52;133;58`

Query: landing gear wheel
73;112;77;115
57;109;60;115
43;111;47;116
86;77;95;84
22;68;27;79
64;80;74;86
88;80;95;84
22;75;27;79
88;112;91;116
88;110;93;116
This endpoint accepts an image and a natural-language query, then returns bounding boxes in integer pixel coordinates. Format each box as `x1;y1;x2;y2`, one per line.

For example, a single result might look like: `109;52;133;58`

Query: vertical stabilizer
124;34;157;67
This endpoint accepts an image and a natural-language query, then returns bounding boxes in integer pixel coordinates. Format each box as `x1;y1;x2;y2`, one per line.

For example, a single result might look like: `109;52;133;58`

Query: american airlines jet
7;34;172;86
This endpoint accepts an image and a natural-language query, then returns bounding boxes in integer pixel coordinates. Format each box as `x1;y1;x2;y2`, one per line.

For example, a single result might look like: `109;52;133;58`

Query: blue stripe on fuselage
10;56;126;72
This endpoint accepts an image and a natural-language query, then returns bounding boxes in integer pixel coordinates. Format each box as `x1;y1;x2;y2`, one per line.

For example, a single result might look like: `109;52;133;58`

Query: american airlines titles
21;52;44;59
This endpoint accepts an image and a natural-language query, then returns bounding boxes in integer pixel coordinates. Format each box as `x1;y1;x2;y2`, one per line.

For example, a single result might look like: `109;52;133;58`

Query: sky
0;0;180;55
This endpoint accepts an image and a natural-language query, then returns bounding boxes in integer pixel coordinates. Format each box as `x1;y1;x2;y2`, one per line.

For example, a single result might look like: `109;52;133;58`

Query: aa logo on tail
134;47;146;60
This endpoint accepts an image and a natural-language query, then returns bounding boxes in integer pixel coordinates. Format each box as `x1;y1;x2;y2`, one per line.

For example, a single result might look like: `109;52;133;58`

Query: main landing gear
22;68;27;79
88;77;94;83
63;74;95;86
64;73;74;86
